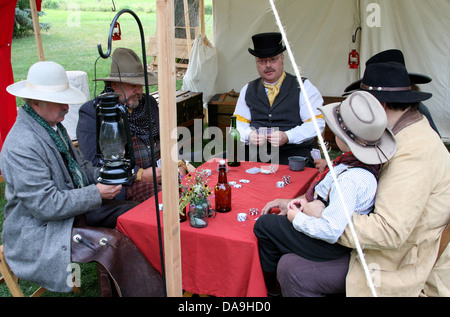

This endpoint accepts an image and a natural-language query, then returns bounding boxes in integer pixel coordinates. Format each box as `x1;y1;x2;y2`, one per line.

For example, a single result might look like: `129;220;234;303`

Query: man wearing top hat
77;47;191;203
234;32;325;166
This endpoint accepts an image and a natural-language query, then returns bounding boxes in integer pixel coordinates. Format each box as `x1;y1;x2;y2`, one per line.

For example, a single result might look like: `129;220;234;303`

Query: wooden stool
0;245;46;297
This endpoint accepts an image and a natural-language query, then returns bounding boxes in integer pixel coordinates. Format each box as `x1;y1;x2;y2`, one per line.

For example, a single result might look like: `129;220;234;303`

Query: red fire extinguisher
112;22;121;41
348;49;360;69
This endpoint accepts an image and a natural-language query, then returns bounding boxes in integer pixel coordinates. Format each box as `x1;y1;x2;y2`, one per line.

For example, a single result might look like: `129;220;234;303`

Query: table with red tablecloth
116;159;318;297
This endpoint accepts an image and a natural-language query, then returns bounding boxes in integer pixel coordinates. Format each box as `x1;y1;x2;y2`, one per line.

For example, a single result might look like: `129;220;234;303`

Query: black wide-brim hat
248;32;286;58
344;49;432;93
360;62;432;104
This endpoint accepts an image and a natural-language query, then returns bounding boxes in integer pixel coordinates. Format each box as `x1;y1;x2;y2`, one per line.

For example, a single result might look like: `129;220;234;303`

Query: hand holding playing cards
249;130;267;145
267;130;288;147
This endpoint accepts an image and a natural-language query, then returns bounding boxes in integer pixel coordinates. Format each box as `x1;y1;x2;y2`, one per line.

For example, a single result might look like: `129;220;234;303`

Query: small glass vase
188;199;210;228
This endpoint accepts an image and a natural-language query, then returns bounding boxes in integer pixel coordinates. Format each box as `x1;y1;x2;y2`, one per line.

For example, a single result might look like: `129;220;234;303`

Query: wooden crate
151;90;203;146
207;92;239;139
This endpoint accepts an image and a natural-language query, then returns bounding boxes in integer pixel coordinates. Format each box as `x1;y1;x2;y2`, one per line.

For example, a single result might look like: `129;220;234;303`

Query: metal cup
288;156;306;171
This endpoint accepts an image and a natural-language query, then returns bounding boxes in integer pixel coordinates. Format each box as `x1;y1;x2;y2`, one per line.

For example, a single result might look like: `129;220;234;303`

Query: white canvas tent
189;0;449;141
162;0;449;296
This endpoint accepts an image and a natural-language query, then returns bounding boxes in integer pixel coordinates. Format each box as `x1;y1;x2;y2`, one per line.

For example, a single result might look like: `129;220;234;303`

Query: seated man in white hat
0;61;163;296
254;91;397;295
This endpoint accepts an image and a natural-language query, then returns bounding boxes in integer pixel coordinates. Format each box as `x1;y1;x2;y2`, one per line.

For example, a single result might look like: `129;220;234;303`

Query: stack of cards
256;127;273;137
310;149;321;160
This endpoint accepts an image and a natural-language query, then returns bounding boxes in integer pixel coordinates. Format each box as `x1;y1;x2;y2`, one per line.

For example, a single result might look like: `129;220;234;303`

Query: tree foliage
13;0;51;39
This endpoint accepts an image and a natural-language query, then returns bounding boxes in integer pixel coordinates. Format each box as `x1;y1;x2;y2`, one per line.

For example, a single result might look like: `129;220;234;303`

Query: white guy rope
268;0;377;297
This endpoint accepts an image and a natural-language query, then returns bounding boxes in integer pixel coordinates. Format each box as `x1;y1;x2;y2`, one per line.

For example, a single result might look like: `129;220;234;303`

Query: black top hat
344;49;432;93
248;32;286;58
360;62;432;103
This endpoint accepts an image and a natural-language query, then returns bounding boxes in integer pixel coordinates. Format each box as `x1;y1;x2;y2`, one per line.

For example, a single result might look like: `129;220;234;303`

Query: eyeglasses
256;54;282;65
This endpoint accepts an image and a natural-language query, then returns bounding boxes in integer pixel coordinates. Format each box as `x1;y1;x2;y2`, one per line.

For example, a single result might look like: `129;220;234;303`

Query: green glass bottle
227;116;241;167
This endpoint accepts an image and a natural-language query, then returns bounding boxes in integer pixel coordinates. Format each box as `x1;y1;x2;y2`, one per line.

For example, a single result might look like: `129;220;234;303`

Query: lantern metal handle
96;9;165;296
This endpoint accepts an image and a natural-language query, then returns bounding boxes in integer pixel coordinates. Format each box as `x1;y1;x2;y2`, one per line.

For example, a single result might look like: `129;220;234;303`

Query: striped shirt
292;164;378;244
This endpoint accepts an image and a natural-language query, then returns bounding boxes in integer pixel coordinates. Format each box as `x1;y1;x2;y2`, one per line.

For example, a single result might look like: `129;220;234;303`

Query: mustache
124;94;142;102
264;67;276;73
59;109;69;117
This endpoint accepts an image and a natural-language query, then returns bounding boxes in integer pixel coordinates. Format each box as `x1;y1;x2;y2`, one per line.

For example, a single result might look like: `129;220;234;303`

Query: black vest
244;73;314;165
245;72;304;131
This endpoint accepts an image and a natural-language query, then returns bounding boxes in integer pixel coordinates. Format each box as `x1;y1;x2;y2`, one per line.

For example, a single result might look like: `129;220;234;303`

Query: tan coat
339;113;450;297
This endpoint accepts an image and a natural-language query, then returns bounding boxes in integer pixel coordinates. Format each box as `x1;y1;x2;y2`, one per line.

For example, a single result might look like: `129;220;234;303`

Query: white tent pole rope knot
268;0;378;297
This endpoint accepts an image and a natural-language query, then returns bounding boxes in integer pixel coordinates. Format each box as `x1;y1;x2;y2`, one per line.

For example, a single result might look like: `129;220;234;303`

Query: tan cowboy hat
94;47;158;86
7;61;87;105
319;91;397;165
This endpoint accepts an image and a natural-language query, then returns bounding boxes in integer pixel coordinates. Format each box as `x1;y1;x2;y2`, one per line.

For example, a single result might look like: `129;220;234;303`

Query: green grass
13;9;158;100
11;0;214;101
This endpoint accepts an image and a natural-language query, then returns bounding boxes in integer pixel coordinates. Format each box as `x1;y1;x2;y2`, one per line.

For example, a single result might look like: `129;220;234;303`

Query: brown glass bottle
214;160;232;213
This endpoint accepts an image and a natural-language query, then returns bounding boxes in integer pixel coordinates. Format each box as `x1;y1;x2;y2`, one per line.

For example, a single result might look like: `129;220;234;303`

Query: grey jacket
0;107;102;292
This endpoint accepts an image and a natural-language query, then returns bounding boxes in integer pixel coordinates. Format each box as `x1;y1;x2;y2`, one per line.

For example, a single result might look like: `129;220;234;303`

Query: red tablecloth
116;159;318;297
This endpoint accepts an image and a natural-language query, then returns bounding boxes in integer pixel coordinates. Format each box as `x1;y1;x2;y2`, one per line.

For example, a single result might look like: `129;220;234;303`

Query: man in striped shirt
254;91;397;295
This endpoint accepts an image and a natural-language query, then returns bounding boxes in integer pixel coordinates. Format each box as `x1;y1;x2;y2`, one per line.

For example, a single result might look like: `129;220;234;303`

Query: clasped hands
261;195;325;222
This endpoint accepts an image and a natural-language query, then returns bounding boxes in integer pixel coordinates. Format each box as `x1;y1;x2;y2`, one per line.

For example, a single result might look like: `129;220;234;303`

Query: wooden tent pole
156;0;183;297
29;0;45;61
183;0;192;57
200;0;205;37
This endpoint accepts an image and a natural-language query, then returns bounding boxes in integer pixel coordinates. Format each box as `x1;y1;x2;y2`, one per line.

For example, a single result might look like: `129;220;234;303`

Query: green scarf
23;104;87;188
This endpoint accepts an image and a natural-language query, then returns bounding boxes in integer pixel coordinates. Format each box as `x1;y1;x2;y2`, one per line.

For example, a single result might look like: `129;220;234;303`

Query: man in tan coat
272;62;450;297
337;62;450;296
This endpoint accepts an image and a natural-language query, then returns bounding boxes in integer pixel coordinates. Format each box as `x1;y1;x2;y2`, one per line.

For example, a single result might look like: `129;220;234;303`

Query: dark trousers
253;214;351;272
84;199;139;229
277;253;349;297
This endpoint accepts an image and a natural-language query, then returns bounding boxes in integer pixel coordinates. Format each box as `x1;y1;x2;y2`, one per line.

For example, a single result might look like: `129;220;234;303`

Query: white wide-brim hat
319;91;397;165
7;61;88;105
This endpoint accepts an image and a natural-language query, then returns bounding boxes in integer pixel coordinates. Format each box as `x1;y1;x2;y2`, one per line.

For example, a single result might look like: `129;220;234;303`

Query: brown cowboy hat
94;47;158;86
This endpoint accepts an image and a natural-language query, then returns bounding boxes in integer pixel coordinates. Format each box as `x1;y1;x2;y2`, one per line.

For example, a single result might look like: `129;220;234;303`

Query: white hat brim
7;80;88;105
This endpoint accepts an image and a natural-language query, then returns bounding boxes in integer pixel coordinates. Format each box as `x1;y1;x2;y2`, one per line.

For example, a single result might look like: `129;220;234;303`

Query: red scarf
305;152;381;202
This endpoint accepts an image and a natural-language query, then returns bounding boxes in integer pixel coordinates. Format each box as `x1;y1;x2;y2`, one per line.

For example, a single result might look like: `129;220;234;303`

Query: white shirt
234;78;325;144
292;164;378;244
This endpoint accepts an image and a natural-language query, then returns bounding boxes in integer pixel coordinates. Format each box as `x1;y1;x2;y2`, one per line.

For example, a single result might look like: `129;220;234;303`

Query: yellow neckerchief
263;71;286;107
